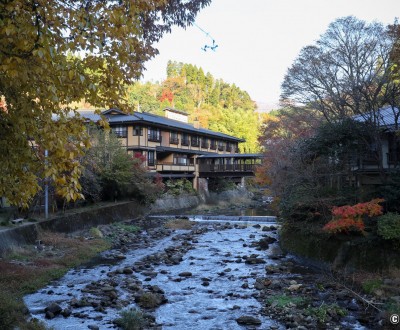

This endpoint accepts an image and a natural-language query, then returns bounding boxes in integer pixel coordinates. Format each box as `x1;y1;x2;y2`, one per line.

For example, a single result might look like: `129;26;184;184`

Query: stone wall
150;195;202;213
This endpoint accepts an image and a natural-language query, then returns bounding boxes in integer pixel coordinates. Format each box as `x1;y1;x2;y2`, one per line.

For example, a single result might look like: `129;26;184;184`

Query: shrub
89;227;103;238
307;303;347;323
377;212;400;240
164;179;195;196
137;292;160;308
115;308;146;330
323;198;384;234
362;279;383;294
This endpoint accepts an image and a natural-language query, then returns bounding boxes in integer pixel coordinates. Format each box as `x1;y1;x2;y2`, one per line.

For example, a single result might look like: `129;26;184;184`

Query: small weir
147;214;277;223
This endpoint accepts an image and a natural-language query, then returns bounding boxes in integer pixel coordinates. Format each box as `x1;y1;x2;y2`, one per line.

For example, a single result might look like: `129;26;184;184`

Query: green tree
84;129;136;200
83;128;163;203
0;0;211;207
126;82;161;113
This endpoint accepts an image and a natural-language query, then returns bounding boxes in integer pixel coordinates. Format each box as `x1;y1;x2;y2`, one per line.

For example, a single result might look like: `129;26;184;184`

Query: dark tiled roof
79;109;245;142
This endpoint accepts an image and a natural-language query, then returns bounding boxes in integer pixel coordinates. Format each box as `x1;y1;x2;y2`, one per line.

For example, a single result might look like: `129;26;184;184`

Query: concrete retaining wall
0;201;145;255
0;194;204;254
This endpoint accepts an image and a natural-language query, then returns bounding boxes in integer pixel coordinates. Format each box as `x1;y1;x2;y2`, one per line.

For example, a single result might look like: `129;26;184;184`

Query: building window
112;126;127;138
133;126;143;136
148;127;161;142
173;155;188;165
191;135;199;147
170;131;179;145
147;150;155;166
201;137;209;149
210;139;217;150
181;133;189;146
226;142;232;152
218;141;225;151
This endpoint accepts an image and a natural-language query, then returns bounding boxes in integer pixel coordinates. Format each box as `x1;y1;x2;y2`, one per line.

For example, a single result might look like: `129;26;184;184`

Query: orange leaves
159;88;174;104
323;199;384;234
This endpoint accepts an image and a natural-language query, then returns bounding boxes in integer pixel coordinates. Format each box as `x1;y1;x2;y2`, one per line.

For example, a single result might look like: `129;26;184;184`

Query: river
24;210;374;329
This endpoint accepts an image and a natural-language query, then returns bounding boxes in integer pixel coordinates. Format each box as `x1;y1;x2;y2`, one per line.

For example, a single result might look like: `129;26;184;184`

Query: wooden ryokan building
80;108;261;190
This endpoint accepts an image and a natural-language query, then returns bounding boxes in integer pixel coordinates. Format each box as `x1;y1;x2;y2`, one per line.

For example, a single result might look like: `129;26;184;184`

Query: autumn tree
0;0;211;207
82;128;164;203
281;16;399;121
281;16;400;179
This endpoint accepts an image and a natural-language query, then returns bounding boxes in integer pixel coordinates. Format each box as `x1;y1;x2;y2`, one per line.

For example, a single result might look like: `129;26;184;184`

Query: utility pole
45;149;48;219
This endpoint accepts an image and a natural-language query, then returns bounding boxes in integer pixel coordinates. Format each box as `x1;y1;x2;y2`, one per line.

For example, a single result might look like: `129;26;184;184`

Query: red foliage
323;198;384;234
159;88;174;103
133;152;146;163
153;173;165;191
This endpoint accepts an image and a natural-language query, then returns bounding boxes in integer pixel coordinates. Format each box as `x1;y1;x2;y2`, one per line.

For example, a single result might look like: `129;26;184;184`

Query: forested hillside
126;61;261;153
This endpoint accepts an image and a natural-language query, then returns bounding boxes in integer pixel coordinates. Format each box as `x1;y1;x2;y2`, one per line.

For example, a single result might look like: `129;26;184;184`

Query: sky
142;0;400;109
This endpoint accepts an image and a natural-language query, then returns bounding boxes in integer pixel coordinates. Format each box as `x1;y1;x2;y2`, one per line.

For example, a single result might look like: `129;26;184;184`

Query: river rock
178;271;192;277
88;325;99;330
236;315;262;325
45;303;62;318
245;256;266;264
61;308;72;317
287;283;302;291
123;267;133;274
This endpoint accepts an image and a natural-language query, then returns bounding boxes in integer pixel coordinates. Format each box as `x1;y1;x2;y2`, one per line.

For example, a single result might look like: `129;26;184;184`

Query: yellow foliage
0;0;211;207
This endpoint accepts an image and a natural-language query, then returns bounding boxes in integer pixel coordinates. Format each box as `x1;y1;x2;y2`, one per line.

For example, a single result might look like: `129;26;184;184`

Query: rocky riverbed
24;216;384;329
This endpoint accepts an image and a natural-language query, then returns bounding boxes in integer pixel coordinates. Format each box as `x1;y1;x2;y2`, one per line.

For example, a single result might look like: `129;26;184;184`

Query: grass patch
137;292;160;309
89;227;103;238
112;222;141;233
361;278;383;294
384;299;400;314
306;303;347;323
164;218;194;230
0;231;111;329
265;294;307;308
115;308;147;330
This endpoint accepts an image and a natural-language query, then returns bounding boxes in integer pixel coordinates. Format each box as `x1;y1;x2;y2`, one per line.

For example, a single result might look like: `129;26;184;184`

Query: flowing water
24;213;369;329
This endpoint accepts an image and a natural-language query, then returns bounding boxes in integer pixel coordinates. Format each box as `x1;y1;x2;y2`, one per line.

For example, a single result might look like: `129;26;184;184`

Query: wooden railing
199;164;256;173
156;163;195;172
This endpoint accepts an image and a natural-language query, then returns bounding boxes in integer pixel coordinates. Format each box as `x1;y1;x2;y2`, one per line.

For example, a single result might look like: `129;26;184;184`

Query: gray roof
79;109;245;142
353;106;400;129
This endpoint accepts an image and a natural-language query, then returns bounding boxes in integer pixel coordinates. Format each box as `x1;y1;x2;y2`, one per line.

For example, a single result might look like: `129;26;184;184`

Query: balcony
201;142;209;149
170;137;179;145
181;139;190;146
156;163;195;172
199;163;256;173
210;143;217;150
148;134;161;142
218;145;225;151
191;140;200;147
226;146;232;152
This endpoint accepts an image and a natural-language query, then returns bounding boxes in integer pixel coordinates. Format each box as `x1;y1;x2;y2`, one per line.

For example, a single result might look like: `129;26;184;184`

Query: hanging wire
193;22;218;52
